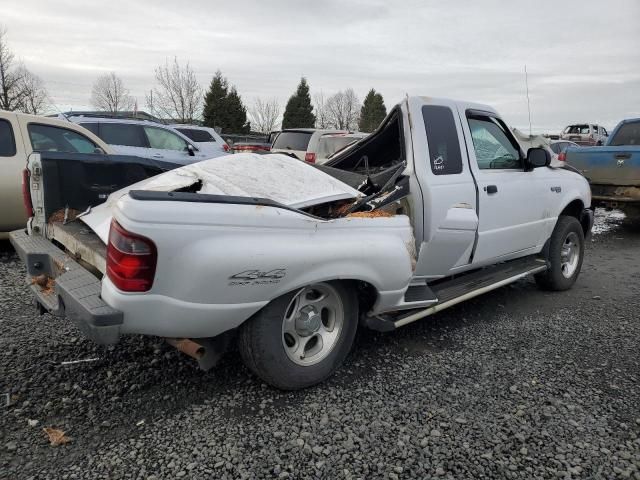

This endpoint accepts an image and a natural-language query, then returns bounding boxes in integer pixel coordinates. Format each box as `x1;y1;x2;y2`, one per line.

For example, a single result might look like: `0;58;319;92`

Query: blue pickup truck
566;118;640;220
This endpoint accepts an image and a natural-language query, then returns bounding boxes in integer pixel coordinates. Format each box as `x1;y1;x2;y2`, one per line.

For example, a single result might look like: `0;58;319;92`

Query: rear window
422;105;463;175
317;136;360;159
609;121;640;146
28;124;98;154
96;123;147;148
0;119;17;156
272;131;313;151
564;125;590;134
176;128;215;142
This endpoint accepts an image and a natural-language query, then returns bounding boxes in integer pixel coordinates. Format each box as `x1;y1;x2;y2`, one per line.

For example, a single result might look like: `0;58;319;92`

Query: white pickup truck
11;96;593;390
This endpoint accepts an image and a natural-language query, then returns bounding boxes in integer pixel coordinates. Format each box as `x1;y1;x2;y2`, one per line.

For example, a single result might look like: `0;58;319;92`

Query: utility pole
525;65;532;137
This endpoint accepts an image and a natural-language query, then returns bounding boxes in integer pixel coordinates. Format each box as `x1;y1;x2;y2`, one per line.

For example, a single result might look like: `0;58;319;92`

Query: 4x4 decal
229;269;286;286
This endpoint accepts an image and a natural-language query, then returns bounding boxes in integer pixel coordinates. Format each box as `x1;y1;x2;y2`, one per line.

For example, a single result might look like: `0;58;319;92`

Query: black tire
238;281;358;390
535;216;585;291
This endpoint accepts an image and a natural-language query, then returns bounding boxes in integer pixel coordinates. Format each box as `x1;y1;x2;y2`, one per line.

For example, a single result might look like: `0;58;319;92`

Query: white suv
560;124;608;146
69;116;211;164
170;124;230;158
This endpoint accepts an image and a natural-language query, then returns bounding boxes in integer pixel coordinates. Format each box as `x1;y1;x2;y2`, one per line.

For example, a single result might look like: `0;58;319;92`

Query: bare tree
325;89;361;130
0;26;49;114
16;67;48;114
313;92;331;129
249;97;281;133
91;72;134;113
0;26;24;111
147;57;201;123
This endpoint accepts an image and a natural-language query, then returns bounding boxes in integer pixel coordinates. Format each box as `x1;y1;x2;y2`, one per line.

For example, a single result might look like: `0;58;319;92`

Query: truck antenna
525;64;532;137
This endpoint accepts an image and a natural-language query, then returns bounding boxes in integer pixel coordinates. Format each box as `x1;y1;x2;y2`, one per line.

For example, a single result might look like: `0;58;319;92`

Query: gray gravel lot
1;211;639;479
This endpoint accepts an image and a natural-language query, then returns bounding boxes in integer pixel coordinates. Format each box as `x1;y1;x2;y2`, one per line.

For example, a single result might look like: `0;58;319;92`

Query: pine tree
202;71;250;133
358;89;387;133
203;71;228;129
282;77;315;129
224;87;250;133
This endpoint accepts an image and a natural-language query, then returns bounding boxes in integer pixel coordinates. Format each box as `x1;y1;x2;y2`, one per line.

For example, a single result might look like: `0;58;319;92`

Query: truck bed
48;219;107;275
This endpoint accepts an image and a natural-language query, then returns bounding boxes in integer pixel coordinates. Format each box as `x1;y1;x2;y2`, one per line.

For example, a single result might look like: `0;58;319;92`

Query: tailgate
566;147;640;185
9;229;122;344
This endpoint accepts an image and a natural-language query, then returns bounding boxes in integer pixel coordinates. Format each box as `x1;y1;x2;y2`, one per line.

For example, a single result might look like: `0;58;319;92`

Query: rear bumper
9;229;123;344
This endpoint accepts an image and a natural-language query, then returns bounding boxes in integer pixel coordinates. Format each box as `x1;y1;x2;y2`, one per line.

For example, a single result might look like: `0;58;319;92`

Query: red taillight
22;169;34;217
232;145;270;153
305;152;316;164
107;220;157;292
223;144;230;152
558;152;566;162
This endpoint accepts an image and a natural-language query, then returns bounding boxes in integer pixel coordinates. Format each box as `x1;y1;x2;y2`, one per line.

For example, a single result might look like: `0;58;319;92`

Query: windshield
272;131;313;151
609;121;640;146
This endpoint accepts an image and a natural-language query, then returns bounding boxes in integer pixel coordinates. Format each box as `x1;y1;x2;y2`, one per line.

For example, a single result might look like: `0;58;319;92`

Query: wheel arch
559;198;590;237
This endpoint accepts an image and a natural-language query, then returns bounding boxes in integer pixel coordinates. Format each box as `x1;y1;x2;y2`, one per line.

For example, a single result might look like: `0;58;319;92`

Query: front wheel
238;281;358;390
535;216;585;291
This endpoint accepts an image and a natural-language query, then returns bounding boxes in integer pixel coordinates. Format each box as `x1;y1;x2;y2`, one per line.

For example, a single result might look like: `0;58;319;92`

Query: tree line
1;26;388;134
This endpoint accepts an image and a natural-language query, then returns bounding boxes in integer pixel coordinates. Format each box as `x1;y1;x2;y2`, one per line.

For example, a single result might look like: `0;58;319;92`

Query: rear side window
609;121;640;146
79;122;100;136
176;128;215;142
28;124;98;154
272;131;313;151
317;136;359;159
422;105;463;175
0;119;17;156
99;123;147;147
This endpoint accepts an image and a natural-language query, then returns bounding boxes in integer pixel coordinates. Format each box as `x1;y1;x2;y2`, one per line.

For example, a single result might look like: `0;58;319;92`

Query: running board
365;256;547;332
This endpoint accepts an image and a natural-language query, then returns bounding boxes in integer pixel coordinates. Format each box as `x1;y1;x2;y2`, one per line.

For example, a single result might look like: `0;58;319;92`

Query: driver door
462;113;549;264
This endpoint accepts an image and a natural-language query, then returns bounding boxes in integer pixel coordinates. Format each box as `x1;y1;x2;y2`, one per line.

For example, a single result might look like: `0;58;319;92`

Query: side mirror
93;147;105;154
187;144;196;156
525;147;551;170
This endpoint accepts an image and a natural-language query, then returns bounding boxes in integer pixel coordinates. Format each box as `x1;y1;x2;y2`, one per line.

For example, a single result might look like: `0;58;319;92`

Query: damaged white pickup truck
11;96;594;389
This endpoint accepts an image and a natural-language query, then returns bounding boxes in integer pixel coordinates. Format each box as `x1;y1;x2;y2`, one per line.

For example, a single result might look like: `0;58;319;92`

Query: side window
0;119;17;157
468;117;522;170
28;124;98;154
421;105;463;175
144;127;189;151
99;123;147;147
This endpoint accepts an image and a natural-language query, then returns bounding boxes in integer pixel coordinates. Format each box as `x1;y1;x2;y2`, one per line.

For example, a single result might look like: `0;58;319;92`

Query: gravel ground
1;210;639;479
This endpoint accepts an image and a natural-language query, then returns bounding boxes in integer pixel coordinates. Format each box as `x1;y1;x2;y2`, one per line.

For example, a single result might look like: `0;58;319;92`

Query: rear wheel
535;216;585;291
238;281;358;390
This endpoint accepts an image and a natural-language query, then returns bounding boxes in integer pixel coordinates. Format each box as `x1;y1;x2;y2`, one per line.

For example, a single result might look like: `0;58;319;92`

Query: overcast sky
1;0;639;132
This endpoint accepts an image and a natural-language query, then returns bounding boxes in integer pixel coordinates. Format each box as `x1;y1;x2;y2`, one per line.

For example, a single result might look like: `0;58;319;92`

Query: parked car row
64;115;229;163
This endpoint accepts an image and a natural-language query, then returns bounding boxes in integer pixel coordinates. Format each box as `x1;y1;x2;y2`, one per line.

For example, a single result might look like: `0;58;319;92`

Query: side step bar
366;256;547;331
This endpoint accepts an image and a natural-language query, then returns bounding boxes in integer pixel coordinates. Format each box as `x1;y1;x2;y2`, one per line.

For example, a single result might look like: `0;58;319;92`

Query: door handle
152;153;164;158
484;185;498;194
614;153;631;160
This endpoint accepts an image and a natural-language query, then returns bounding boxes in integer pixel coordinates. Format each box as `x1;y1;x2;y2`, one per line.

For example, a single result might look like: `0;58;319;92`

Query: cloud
1;0;638;132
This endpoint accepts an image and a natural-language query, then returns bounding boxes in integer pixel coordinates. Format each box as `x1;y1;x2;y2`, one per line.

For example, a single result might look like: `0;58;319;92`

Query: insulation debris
31;275;55;295
347;210;395;218
43;427;72;447
48;207;82;224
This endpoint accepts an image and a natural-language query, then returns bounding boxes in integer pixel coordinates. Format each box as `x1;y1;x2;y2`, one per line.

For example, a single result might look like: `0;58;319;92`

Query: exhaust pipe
165;335;232;371
165;338;205;360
